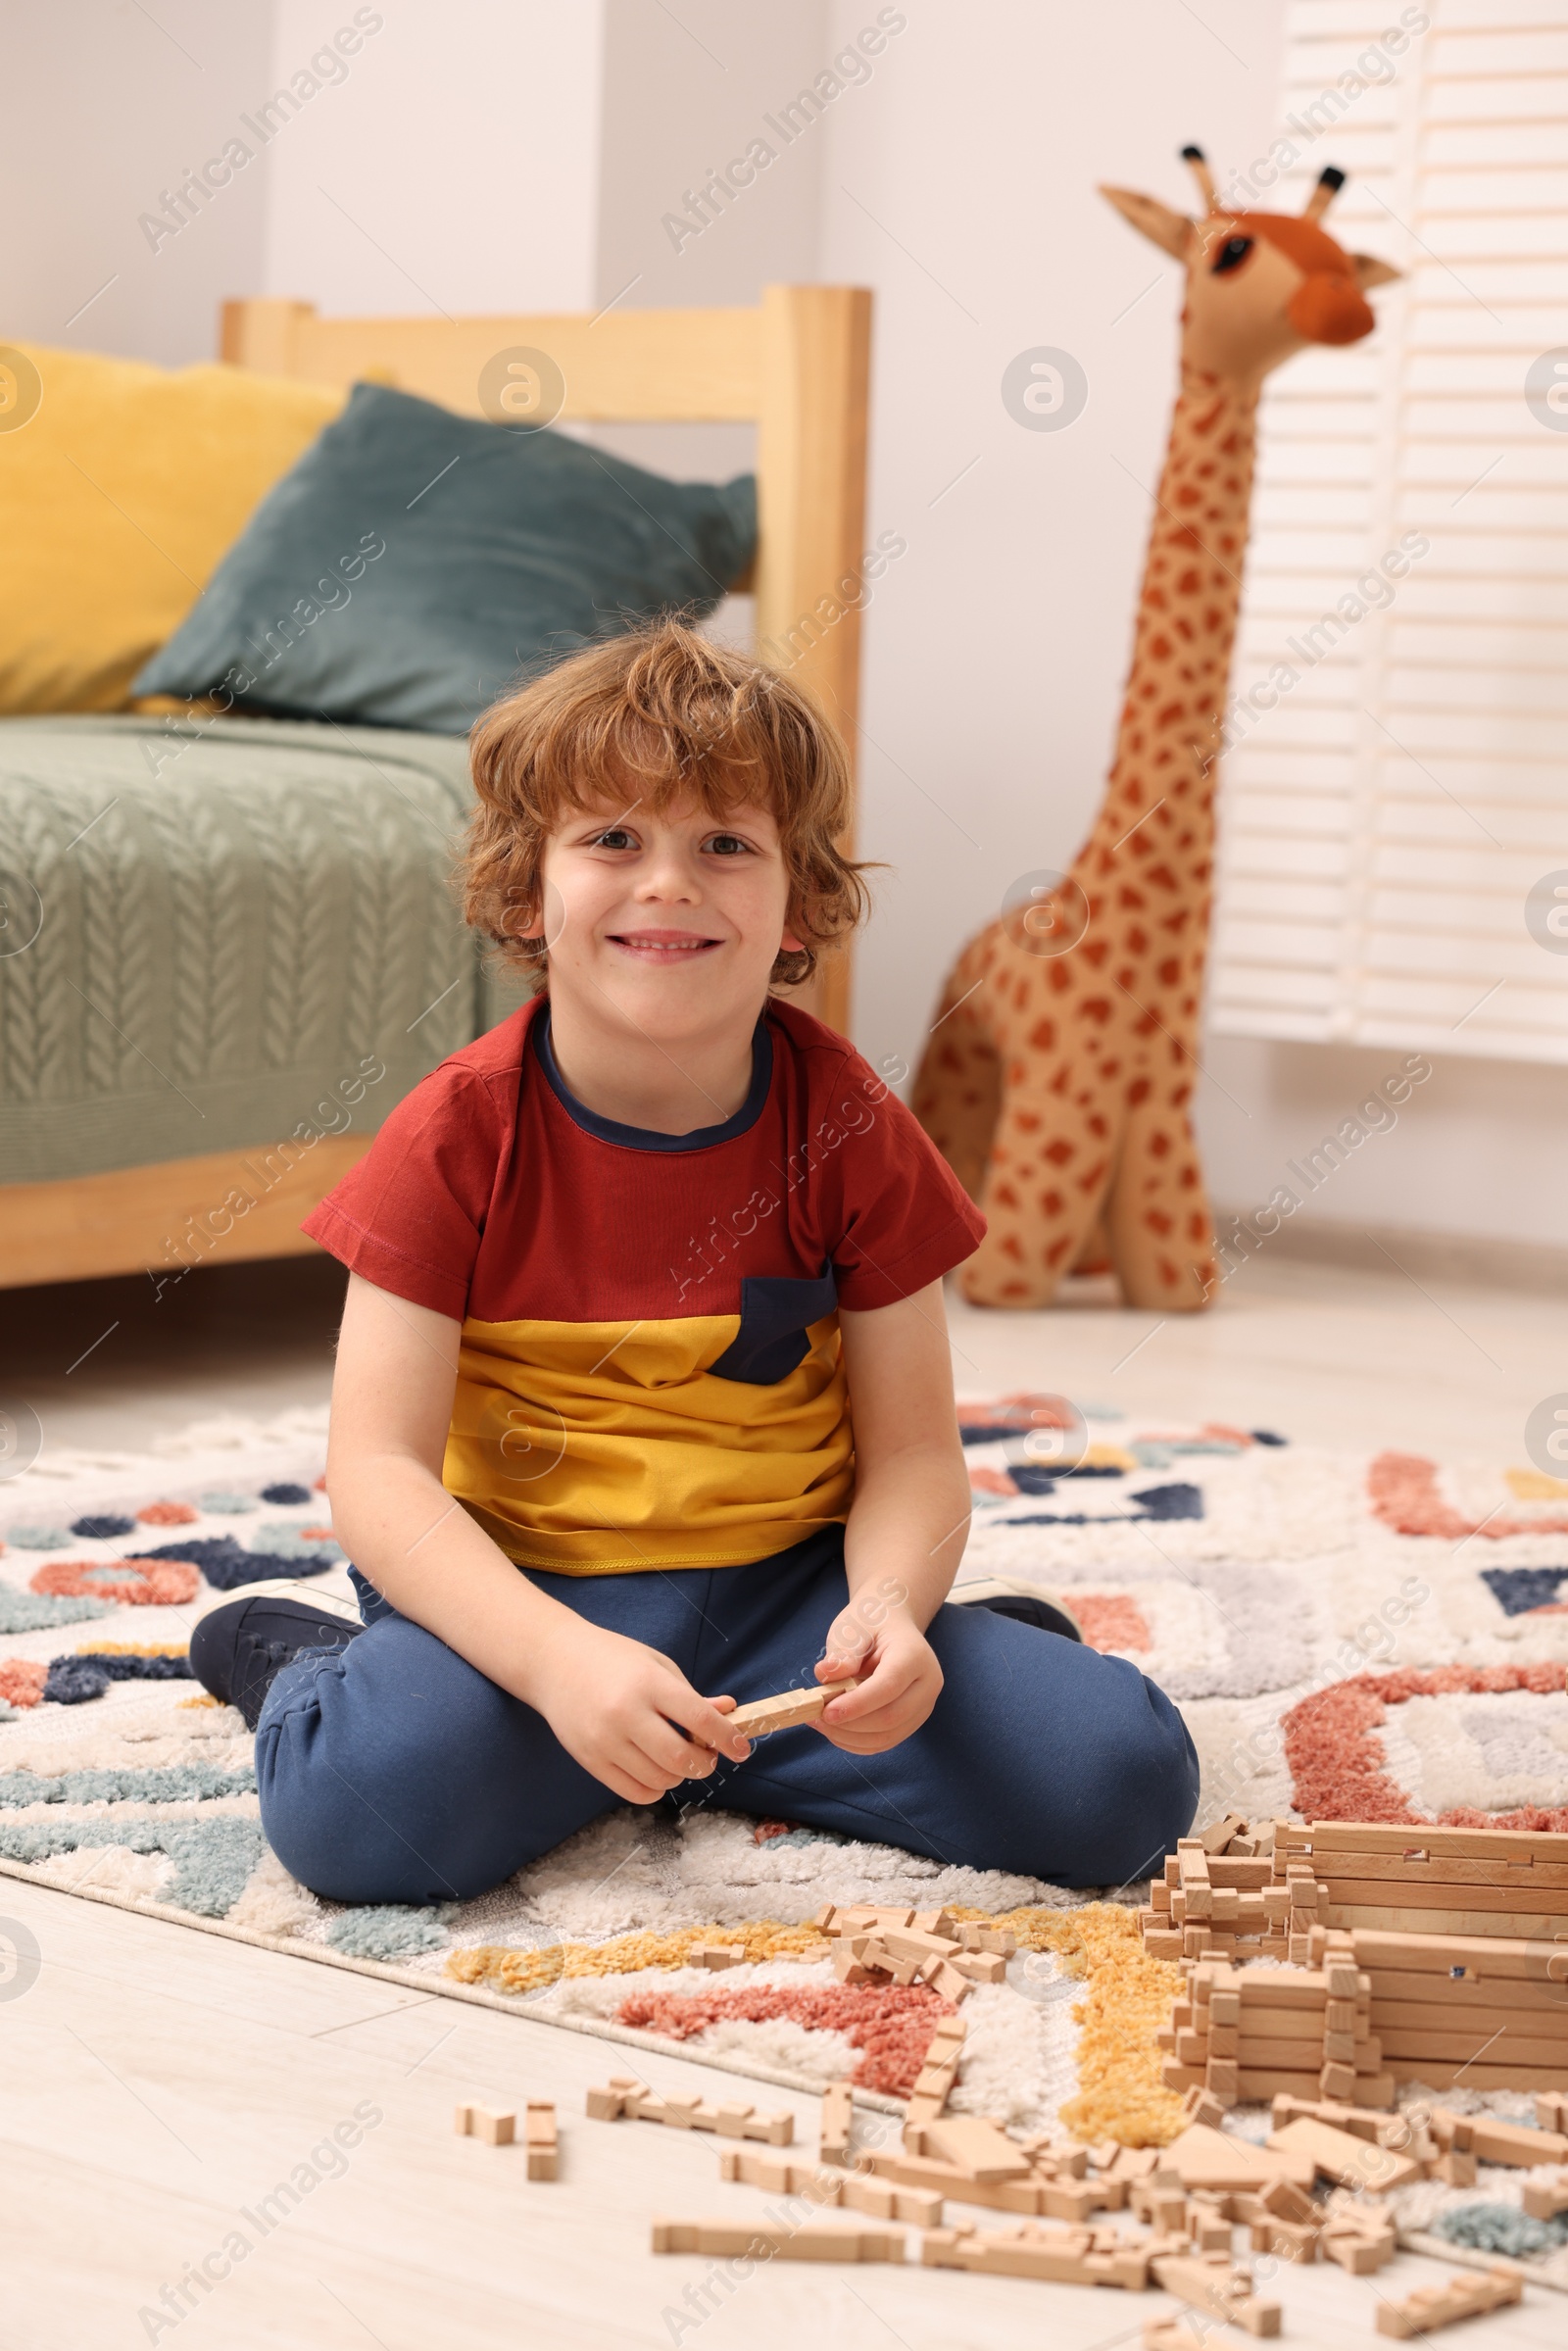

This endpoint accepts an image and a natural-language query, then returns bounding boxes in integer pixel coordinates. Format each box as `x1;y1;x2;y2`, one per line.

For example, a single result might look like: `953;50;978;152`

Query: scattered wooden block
1132;2177;1191;2233
820;2081;854;2169
1249;2215;1319;2263
921;2222;1151;2287
1145;2324;1211;2351
1320;2213;1396;2275
688;1942;746;1970
830;1940;870;1985
1268;2114;1421;2192
1259;2177;1316;2225
1521;2168;1568;2222
1373;2264;1521;2336
1164;2124;1314;2194
921;2116;1031;2182
1431;2107;1568;2167
840;2172;943;2226
585;2082;792;2143
524;2099;558;2180
724;1679;859;1738
950;1948;1008;1985
912;1906;957;1938
1151;2253;1283;2336
652;2215;903;2262
954;1920;1015;1955
1538;2091;1568;2132
1180;2086;1225;2130
584;2075;641;2121
454;2101;514;2145
860;2147;1057;2216
719;2148;932;2218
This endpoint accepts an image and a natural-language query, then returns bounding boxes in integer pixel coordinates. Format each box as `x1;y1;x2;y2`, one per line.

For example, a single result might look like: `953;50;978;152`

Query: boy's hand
533;1620;752;1804
812;1604;943;1754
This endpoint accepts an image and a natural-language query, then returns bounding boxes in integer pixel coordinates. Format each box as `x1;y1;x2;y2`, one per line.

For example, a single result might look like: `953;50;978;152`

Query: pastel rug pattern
3;1401;1567;2137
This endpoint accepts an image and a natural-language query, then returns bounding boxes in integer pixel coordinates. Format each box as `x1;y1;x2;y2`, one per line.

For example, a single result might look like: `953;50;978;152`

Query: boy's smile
608;925;724;961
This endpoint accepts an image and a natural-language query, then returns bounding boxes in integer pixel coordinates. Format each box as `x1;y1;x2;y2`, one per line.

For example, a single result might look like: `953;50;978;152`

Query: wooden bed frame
5;283;871;1289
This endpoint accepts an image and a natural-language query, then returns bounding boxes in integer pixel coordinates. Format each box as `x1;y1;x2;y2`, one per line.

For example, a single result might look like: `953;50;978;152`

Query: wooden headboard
3;286;870;1289
222;284;871;1037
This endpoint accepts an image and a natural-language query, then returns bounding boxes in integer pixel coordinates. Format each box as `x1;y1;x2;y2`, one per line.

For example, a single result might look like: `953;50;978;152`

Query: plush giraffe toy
912;149;1397;1310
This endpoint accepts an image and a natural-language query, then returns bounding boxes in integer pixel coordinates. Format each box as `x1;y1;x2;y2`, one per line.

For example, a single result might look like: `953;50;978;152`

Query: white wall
0;0;273;366
596;0;830;312
262;1;605;313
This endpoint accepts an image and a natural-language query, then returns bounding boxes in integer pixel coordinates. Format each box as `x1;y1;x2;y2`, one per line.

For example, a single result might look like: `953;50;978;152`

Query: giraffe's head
1101;148;1399;389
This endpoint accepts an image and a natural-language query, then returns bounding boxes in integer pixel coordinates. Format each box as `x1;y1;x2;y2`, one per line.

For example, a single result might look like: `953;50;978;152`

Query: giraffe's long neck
1077;366;1260;899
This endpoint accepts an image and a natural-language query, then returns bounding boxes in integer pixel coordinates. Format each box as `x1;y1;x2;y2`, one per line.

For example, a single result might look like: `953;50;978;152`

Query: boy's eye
706;833;752;857
590;827;637;851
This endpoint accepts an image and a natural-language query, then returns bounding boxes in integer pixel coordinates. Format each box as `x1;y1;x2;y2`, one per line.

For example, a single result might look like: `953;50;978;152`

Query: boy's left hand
811;1607;943;1754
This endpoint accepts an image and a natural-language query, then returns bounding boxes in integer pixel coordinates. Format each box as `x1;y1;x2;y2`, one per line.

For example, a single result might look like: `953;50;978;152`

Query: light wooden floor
4;1251;1564;2348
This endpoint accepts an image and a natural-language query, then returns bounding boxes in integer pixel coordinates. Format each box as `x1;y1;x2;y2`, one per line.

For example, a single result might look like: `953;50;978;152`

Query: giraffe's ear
1351;253;1401;291
1100;185;1193;260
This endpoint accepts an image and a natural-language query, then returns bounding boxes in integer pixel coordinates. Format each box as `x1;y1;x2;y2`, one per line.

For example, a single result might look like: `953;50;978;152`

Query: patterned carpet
4;1396;1567;2142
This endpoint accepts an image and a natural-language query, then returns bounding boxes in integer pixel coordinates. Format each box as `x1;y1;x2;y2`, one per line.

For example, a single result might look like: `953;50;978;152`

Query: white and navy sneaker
188;1580;366;1729
948;1576;1084;1642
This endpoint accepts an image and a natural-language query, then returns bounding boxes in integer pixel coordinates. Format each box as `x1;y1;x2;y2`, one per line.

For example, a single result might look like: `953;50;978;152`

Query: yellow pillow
0;341;344;712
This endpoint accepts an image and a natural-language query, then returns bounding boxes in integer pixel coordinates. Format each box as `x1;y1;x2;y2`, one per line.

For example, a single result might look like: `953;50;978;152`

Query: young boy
192;621;1198;1904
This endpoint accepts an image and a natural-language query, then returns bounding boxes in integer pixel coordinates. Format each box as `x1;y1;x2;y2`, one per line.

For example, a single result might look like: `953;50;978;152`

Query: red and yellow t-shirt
302;999;985;1574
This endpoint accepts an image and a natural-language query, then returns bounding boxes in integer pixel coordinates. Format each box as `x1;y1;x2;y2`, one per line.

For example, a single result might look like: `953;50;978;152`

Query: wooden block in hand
724;1679;858;1738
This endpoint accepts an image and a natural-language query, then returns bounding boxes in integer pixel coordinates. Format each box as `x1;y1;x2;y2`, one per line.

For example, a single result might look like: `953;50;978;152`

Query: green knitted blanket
0;714;523;1184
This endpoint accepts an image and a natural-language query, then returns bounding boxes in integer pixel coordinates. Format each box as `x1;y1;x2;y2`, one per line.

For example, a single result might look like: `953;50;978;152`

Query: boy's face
531;786;802;1040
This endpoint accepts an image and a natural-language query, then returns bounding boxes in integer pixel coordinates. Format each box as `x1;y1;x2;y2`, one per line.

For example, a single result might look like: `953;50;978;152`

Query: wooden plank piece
920;2116;1031;2181
1267;2115;1420;2191
1373;2265;1521;2336
652;2216;904;2261
724;1679;858;1737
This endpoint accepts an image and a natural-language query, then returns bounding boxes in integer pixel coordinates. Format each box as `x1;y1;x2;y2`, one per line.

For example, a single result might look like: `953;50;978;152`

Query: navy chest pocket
708;1268;839;1386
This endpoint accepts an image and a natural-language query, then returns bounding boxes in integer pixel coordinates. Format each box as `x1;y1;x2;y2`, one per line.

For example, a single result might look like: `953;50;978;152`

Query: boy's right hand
531;1619;752;1805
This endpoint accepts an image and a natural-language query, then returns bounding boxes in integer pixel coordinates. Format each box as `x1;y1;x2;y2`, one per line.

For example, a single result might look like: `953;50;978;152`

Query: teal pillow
133;383;757;735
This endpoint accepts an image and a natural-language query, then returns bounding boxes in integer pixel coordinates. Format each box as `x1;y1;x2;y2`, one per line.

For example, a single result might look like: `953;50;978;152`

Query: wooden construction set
449;1813;1568;2330
1146;1817;1568;2102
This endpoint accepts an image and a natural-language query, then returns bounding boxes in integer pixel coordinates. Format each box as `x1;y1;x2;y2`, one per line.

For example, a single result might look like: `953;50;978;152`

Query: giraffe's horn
1304;165;1348;221
1180;143;1217;212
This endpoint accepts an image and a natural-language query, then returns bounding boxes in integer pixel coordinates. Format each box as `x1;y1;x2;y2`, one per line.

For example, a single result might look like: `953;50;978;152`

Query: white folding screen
1208;0;1568;1061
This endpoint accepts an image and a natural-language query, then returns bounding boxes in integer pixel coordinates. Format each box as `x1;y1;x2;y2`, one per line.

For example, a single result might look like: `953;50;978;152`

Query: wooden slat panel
1210;6;1568;1055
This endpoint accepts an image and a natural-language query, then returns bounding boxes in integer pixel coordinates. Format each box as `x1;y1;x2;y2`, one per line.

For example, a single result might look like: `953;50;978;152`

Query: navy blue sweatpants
254;1528;1198;1905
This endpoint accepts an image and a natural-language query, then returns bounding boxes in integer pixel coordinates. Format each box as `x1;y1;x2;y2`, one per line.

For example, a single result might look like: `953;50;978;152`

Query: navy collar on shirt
533;1004;774;1151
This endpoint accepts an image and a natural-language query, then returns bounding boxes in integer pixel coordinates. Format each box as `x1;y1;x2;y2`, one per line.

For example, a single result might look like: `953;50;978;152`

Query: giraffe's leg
1102;1100;1216;1312
910;996;1003;1204
1071;1210;1114;1277
958;1086;1115;1309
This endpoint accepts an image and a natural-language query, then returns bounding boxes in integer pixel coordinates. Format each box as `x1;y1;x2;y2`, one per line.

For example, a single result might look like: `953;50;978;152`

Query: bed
0;284;871;1288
